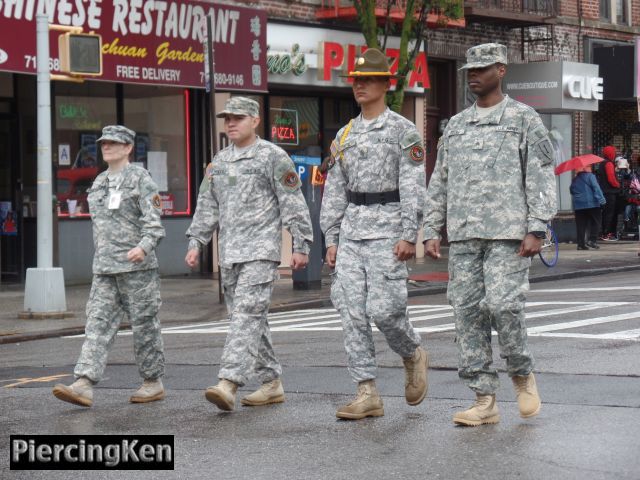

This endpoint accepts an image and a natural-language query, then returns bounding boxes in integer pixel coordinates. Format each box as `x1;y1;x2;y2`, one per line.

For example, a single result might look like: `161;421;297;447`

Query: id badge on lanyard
108;183;122;210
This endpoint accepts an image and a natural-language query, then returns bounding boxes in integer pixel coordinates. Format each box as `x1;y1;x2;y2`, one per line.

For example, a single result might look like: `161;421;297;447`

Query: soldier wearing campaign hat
186;96;313;412
53;125;166;407
320;48;429;420
423;43;557;426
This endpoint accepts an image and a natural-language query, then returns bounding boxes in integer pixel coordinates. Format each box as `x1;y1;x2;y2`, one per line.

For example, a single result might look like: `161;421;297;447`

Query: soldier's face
100;141;133;164
352;77;390;105
467;64;505;96
224;114;260;145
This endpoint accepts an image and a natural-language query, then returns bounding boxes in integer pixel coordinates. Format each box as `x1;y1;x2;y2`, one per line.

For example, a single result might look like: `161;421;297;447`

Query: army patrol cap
216;96;260;118
459;43;508;70
341;48;402;78
97;125;136;144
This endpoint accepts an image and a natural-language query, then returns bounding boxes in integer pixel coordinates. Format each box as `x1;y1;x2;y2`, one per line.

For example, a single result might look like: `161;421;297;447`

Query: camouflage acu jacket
423;95;557;242
186;138;313;267
88;164;165;274
320;108;426;246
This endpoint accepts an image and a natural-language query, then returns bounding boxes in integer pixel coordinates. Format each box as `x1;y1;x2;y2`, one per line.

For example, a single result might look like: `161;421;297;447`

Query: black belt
347;189;400;206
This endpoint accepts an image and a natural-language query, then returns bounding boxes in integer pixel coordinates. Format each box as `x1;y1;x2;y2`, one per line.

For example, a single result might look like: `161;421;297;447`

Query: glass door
0;115;20;282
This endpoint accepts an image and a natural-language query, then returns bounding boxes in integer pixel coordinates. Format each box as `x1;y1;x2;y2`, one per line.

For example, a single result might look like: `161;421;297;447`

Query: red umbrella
554;154;604;175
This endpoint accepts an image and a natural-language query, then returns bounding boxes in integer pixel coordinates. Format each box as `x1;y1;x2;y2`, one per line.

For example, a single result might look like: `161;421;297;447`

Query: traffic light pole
22;14;68;317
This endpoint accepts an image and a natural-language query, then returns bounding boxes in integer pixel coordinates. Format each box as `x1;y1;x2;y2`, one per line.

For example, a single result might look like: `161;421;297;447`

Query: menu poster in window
0;201;17;236
77;133;98;169
269;108;299;146
136;134;150;166
147;152;168;192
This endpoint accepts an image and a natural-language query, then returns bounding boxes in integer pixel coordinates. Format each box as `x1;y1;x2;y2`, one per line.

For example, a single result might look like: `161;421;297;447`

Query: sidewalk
1;240;639;344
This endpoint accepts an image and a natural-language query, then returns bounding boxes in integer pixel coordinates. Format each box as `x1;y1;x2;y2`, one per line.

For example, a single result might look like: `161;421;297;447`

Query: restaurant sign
0;0;267;91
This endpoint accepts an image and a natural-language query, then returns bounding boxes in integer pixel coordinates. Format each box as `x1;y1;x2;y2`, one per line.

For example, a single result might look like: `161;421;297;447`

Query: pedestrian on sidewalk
597;145;621;241
53;125;166;408
423;43;557;426
320;48;429;420
570;165;605;250
185;97;313;412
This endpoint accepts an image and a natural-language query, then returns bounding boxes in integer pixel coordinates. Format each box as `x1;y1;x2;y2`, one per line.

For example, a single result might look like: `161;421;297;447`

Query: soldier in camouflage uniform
423;43;557;426
186;97;313;412
320;49;429;420
53;125;166;408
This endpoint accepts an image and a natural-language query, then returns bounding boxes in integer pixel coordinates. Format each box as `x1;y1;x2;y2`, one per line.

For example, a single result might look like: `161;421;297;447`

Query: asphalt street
1;270;639;479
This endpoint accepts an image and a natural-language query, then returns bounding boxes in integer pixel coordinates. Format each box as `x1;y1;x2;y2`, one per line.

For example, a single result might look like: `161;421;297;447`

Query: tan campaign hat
341;48;402;78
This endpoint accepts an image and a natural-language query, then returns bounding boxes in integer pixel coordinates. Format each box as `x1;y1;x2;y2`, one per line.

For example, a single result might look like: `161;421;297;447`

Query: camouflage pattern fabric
320;107;426;247
217;260;281;386
216;96;260;118
459;43;508;70
320;108;426;383
423;95;557;242
74;269;165;382
186;138;313;267
97;125;136;144
88;163;165;274
447;240;532;394
331;238;422;382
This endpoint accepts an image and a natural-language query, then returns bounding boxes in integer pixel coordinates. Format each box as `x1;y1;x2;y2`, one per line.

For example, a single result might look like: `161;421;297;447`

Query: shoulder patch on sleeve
408;144;425;163
152;194;162;209
205;162;214;181
530;125;554;164
274;155;302;191
400;130;422;150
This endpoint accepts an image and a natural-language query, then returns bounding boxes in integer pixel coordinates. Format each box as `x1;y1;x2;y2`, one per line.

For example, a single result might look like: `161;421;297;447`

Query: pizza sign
269;108;299;146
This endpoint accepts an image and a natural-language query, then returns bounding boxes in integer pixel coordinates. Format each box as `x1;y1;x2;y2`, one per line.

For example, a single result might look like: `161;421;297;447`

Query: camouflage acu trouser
331;238;422;383
74;269;165;383
447;239;533;395
218;260;281;386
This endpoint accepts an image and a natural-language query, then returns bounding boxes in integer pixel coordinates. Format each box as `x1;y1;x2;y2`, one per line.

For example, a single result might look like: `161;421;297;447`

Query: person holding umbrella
570;164;606;250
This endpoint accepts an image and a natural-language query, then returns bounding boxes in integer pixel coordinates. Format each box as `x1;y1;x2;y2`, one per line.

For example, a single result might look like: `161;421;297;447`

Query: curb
3;263;640;345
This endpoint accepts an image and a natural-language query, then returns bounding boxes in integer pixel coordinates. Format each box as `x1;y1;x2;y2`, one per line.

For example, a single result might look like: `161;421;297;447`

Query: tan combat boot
52;377;94;407
453;394;500;426
336;380;384;420
403;347;429;405
241;379;285;406
204;379;238;411
129;378;165;404
512;373;541;418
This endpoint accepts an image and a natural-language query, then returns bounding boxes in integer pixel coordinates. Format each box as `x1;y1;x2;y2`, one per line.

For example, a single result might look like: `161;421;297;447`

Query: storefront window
269;96;321;157
123;85;190;216
54;82;117;217
541;113;572;212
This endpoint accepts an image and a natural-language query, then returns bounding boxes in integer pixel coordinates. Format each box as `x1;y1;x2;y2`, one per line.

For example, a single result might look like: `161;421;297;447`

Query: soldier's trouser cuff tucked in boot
52;377;94;408
453;394;500;427
241;378;285;406
403;347;429;405
512;373;541;418
336;380;384;420
205;379;238;411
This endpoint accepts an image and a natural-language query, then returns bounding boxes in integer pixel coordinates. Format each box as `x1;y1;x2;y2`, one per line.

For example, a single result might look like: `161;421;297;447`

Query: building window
54;83;192;218
601;0;630;24
616;0;628;24
123;85;191;216
54;82;117;217
600;0;611;21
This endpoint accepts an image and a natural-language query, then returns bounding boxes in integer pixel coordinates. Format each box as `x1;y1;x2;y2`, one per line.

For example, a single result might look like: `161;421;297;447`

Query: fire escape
463;0;559;62
315;0;466;29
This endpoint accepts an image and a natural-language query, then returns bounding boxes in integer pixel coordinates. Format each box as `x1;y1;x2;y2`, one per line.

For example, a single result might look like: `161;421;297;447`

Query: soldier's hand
127;247;146;263
425;239;441;259
518;234;543;257
185;248;200;268
291;253;309;270
325;246;337;268
393;240;416;261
